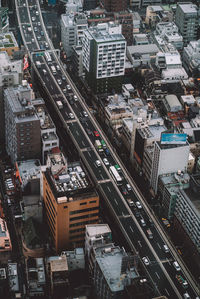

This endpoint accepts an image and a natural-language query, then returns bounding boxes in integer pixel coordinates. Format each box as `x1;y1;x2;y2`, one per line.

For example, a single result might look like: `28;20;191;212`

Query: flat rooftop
86;224;111;237
95;246;137;293
0;32;18;48
179;3;198;14
17;160;41;185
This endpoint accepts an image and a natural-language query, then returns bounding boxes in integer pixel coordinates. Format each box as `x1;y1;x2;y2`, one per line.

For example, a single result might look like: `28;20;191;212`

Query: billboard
161;133;187;145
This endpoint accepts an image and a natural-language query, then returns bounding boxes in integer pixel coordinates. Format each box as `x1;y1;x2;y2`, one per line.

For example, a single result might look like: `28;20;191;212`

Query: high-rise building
82;22;126;93
114;12;133;46
43;149;99;253
0;7;9;33
100;0;127;12
150;140;190;194
4;82;41;164
175;3;199;46
0;51;22;144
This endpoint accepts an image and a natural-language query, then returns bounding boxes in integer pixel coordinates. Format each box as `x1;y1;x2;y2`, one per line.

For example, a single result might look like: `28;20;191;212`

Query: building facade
175;3;199;46
82;22;126;93
4;83;41;164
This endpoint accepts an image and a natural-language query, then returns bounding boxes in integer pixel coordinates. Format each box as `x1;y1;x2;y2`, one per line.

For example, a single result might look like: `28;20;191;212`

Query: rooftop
50;255;68;272
16;160;41;187
127;44;159;55
8;263;19;292
46;149;92;201
61;248;85;271
95;245;138;292
178;3;198;14
86;224;111;237
0;218;12;252
0;32;18;49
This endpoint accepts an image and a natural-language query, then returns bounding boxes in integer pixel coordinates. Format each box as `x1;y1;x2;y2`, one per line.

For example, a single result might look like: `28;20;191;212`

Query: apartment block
0;51;22;143
82;22;126;93
100;0;127;12
175;3;199;46
0;31;18;56
0;217;12;252
4;83;41;164
43;149;99;252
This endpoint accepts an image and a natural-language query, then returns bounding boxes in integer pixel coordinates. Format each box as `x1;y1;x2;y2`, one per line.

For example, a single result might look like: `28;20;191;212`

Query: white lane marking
157;243;161;249
165;288;170;296
114;198;118;206
138;240;142;247
82;141;85;146
107;187;111;192
155;272;160;279
130;226;133;233
88;151;91;157
76;130;79;136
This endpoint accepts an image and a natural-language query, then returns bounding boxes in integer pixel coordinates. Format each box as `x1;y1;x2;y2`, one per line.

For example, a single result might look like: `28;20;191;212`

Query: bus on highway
45;51;52;63
109;166;123;185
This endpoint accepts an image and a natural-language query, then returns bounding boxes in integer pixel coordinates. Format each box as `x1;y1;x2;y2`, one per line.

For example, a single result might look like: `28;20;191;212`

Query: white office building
150;141;190;193
82;22;126;93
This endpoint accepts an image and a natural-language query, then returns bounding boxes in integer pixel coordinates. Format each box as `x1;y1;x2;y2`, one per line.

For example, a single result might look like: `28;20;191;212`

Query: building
43;149;99;252
46;255;69;296
100;0;127;12
0;31;18;56
175;3;199;46
62;248;85;271
61;12;88;58
15;159;42;223
65;0;83;14
7;263;22;298
0;7;9;33
93;244;138;299
127;44;159;69
71;45;84;78
33;98;59;164
113;12;133;46
85;224;112;273
0;217;12;252
0;51;22;144
154;22;183;51
83;0;97;10
151;140;190;194
4;82;41;164
182;40;200;76
82;22;126;94
26;258;46;297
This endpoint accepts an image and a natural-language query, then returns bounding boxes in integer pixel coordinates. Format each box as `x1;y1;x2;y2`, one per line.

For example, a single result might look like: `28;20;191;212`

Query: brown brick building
100;0;127;12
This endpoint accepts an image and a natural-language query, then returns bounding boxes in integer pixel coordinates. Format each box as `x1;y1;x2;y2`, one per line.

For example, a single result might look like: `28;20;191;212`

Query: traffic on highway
15;0;200;298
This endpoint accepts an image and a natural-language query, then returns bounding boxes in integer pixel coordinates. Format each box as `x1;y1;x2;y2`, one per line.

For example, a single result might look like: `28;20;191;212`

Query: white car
103;158;109;166
95;160;101;167
73;95;78;101
83;111;88;117
126;184;132;191
57;79;62;85
136;201;142;209
142;257;150;266
69;113;74;119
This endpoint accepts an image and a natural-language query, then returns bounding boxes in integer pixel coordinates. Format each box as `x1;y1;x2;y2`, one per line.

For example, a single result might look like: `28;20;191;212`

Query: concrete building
62;247;85;271
4;83;41;164
61;12;88;58
163;94;182;114
7;263;22;298
182;40;200;76
175;3;199;46
85;224;112;273
26;258;46;297
0;32;18;56
151;141;190;194
46;255;69;296
0;217;12;252
0;51;22;144
93;244;138;299
127;44;159;69
113;12;133;46
43;149;99;252
71;45;84;77
33;98;59;164
65;0;83;14
83;0;97;10
82;22;126;93
154;22;183;51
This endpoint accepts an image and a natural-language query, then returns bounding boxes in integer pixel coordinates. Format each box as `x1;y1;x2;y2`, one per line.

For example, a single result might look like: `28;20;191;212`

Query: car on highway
86;128;92;135
142;257;150;266
126;184;132;191
63;88;67;94
56;65;60;71
95;160;101;167
103;158;109;166
34;27;37;32
69;113;74;119
38;21;41;26
42;69;47;75
136;201;142;209
94;130;99;137
73;95;78;101
173;261;181;272
67;84;71;91
163;244;169;253
140;218;146;227
83;111;88;117
121;186;128;195
57;79;62;85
